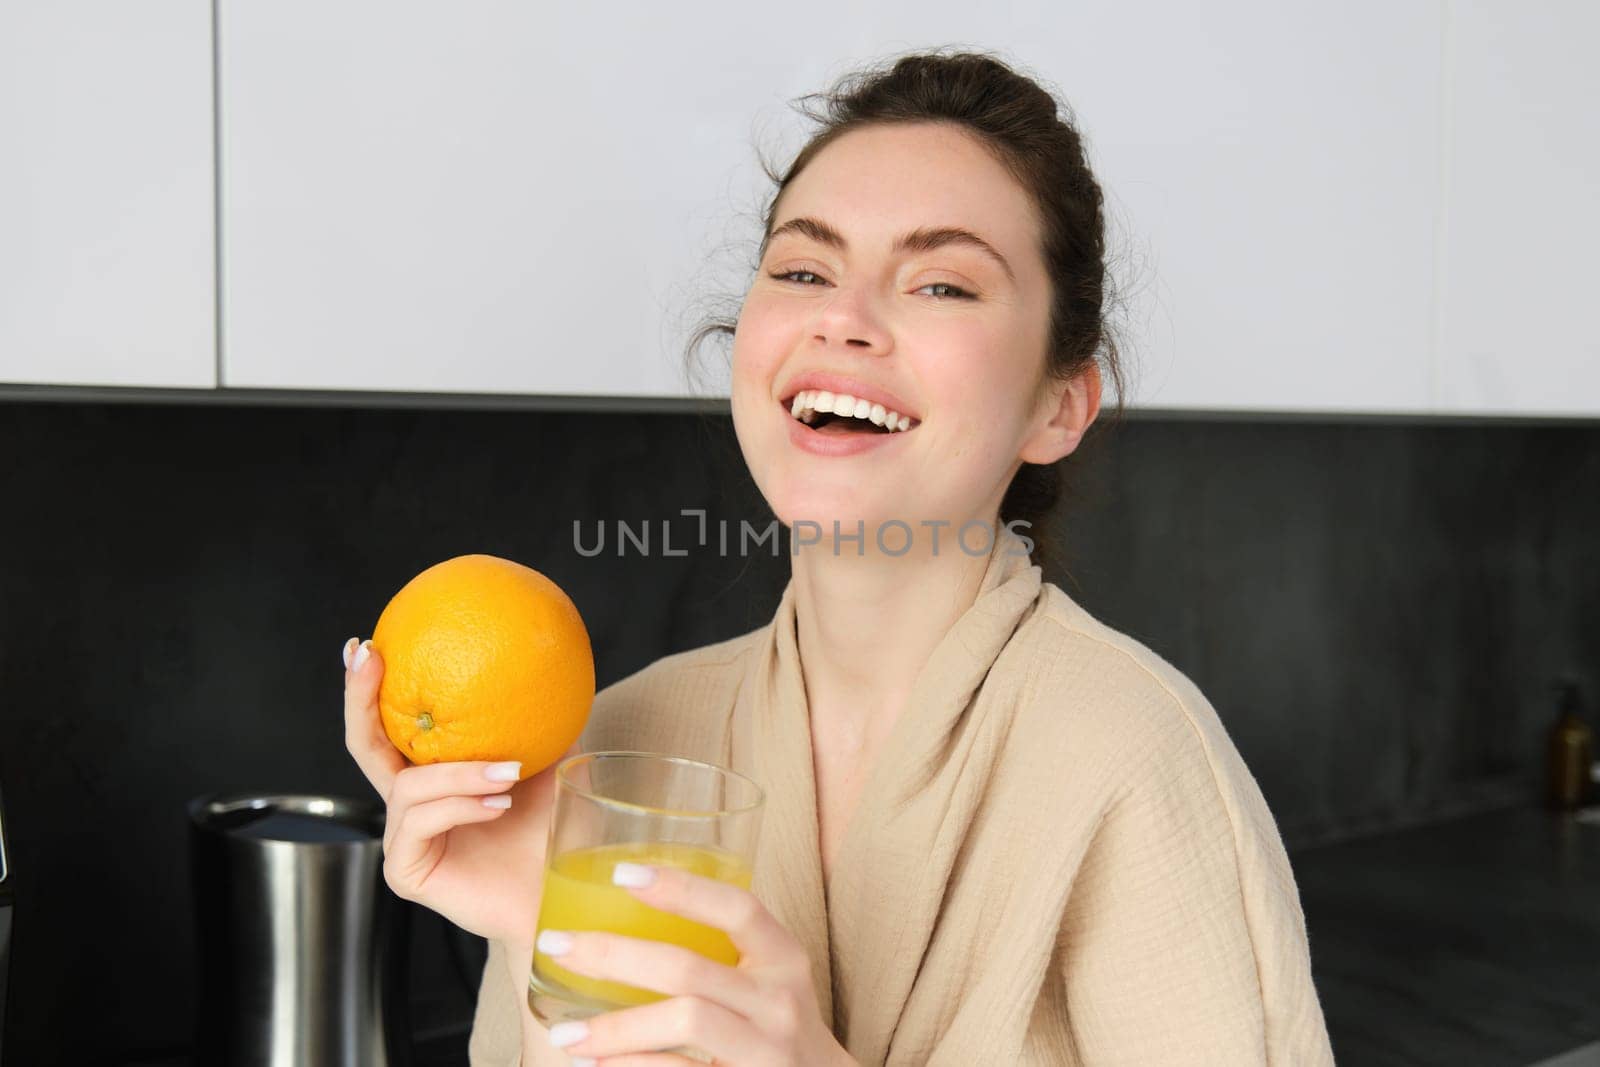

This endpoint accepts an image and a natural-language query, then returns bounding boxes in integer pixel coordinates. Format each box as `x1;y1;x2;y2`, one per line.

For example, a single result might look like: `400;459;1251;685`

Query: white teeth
787;388;917;432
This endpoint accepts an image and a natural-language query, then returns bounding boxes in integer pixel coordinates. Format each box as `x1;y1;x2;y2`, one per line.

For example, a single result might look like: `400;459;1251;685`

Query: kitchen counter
1293;806;1600;1066
110;807;1598;1067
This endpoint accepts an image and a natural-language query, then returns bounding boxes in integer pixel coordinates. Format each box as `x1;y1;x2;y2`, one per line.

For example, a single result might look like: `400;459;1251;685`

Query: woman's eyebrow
763;215;1015;284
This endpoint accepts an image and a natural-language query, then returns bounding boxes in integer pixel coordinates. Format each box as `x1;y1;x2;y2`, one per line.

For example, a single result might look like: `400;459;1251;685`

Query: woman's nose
813;285;891;352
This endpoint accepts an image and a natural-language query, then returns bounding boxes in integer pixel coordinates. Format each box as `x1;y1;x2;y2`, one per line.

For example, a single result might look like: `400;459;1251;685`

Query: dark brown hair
687;47;1130;579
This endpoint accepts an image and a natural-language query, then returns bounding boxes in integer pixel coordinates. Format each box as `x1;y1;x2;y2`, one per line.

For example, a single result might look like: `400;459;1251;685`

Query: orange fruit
370;554;594;780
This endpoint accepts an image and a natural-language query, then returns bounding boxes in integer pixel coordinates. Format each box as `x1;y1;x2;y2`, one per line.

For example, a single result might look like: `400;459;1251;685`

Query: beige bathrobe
469;526;1335;1065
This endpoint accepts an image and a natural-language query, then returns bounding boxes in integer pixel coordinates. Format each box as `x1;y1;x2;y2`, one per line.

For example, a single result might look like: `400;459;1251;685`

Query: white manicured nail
537;929;574;956
480;794;512;809
484;761;521;782
351;640;372;672
342;637;358;669
612;862;656;888
547;1020;588;1048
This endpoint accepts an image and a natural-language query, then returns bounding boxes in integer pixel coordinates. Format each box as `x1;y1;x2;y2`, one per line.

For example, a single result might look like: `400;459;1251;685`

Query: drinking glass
528;750;765;1052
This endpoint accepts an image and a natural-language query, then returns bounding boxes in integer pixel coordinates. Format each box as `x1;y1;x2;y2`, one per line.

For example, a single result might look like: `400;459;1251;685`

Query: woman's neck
789;530;995;750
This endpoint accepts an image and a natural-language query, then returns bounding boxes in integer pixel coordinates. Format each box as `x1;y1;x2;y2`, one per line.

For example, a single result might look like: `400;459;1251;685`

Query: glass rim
555;750;766;819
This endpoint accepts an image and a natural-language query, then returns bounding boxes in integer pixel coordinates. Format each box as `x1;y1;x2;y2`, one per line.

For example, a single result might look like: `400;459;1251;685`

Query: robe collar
729;524;1044;1060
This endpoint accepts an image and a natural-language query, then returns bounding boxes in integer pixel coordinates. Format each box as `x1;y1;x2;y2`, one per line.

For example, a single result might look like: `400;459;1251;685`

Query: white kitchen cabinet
996;1;1444;416
12;2;1584;415
1434;1;1600;417
0;2;215;389
216;0;785;398
216;1;1446;414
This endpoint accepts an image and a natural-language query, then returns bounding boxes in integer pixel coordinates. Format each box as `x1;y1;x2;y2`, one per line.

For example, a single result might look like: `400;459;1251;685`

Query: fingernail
537;929;574;957
342;636;359;669
547;1020;588;1049
484;761;522;782
480;794;512;809
352;640;372;672
569;1058;596;1067
612;862;656;888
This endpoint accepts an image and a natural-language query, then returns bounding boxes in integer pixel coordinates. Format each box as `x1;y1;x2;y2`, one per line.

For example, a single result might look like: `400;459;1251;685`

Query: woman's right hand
341;636;573;947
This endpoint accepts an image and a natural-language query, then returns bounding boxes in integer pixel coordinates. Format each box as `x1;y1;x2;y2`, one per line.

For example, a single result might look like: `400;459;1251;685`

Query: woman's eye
770;270;827;286
917;282;974;300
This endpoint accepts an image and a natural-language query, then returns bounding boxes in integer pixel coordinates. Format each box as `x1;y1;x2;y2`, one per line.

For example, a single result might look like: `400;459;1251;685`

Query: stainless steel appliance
187;793;410;1067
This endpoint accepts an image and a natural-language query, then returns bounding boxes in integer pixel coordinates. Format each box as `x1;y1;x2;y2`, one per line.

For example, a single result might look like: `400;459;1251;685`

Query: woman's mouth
779;389;921;457
784;389;920;435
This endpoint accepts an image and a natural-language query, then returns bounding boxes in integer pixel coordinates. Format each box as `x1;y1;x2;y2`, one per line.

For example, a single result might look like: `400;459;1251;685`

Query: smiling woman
369;47;1342;1066
697;52;1133;582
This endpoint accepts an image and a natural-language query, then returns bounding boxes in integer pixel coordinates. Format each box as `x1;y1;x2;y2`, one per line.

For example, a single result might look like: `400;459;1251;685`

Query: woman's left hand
537;862;856;1066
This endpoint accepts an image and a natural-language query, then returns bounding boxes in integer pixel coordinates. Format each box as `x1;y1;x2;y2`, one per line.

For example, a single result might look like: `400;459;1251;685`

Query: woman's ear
1018;363;1102;465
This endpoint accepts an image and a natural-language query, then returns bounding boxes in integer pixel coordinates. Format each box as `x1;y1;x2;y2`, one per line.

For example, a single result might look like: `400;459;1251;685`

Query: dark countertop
114;807;1600;1067
1293;806;1600;1067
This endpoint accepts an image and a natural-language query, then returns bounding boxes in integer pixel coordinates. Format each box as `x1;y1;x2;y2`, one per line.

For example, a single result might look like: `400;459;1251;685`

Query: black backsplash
0;398;1595;1063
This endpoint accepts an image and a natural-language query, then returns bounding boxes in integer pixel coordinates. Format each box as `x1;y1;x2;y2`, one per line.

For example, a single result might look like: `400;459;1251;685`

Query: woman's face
730;121;1066;548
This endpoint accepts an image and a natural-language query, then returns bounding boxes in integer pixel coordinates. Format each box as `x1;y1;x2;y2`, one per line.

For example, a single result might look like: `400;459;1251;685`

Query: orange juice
532;840;754;1009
